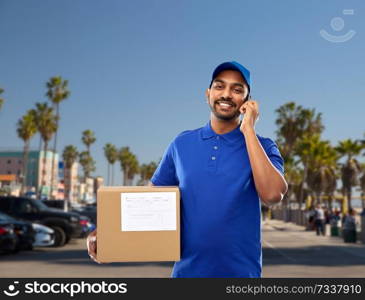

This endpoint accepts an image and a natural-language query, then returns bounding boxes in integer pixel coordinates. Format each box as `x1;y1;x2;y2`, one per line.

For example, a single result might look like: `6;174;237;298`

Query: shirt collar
200;120;244;143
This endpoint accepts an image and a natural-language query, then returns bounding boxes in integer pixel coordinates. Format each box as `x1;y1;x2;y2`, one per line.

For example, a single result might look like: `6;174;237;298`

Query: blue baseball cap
210;61;251;92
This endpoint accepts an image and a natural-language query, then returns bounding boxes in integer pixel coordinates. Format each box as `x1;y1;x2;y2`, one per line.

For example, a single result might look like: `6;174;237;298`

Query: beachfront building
0;149;58;199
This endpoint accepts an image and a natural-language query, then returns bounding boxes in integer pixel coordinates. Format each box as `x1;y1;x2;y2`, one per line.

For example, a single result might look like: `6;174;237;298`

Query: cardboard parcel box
97;186;180;263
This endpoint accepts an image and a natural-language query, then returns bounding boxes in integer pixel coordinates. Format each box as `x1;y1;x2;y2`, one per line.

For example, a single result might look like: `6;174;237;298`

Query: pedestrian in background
342;208;357;243
314;203;325;236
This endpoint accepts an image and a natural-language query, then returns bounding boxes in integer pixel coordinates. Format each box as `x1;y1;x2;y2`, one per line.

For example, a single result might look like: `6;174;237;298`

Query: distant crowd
306;204;359;243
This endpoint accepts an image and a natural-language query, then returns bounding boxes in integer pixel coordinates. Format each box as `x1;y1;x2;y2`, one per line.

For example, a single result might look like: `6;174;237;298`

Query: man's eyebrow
212;79;245;88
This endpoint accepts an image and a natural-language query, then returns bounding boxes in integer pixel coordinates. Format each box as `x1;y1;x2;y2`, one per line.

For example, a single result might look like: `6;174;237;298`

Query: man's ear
205;88;210;103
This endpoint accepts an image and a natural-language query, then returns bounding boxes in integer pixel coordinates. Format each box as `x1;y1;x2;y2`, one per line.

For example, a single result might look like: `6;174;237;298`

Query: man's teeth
219;102;232;107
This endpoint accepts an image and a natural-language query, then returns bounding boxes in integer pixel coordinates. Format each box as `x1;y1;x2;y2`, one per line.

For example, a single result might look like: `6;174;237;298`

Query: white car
32;223;55;247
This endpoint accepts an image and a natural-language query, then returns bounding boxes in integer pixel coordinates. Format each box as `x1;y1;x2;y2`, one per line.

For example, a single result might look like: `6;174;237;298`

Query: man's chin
213;112;239;121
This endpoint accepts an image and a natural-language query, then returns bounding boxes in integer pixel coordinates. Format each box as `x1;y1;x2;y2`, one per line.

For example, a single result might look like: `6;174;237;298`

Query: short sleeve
150;141;179;186
266;140;285;175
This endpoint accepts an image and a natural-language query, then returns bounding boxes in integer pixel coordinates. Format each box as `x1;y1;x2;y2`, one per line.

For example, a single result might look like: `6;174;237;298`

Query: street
1;219;365;278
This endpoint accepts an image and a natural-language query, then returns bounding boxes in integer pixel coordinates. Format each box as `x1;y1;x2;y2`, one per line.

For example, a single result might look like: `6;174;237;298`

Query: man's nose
222;87;233;99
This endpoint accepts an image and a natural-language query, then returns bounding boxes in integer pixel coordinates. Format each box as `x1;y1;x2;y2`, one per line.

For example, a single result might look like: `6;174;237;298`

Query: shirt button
213;146;218;150
216;136;220;140
211;156;216;160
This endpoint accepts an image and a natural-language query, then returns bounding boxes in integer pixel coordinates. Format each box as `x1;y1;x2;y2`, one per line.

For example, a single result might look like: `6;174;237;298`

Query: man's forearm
243;126;288;206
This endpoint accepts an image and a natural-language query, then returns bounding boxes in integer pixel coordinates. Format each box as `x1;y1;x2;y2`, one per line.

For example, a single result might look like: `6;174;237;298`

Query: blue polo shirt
151;121;284;278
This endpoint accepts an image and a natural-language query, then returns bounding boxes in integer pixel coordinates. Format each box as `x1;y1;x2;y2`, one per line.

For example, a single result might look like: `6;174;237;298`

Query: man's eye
215;85;223;89
234;89;243;93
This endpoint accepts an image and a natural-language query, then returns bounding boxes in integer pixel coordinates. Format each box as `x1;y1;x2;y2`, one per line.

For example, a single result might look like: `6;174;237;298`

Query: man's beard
209;97;240;121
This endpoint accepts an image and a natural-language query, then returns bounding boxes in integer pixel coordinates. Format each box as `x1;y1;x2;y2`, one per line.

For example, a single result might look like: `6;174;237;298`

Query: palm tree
323;166;339;210
275;102;305;161
82;130;96;154
275;102;324;219
295;134;339;211
126;154;139;185
335;139;363;212
275;102;324;161
138;162;157;185
0;87;4;112
79;151;96;182
118;147;139;185
46;76;70;199
32;102;58;198
62;145;78;202
119;147;130;186
16;110;37;195
103;143;118;186
304;137;338;205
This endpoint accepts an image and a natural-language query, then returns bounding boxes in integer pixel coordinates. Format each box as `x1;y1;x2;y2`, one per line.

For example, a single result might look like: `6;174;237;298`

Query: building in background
0;174;19;196
0;149;58;199
79;177;95;203
59;160;80;203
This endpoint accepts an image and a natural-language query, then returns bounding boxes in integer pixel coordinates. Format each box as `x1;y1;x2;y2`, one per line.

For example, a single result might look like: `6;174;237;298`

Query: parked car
0;211;35;251
32;223;55;247
0;224;17;254
42;200;97;225
42;199;65;210
72;205;97;225
0;196;83;247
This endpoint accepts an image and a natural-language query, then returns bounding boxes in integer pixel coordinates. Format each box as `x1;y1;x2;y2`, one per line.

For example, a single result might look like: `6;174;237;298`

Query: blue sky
0;0;364;185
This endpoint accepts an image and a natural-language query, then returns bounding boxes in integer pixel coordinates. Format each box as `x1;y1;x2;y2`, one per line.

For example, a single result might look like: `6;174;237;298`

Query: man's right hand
86;229;104;264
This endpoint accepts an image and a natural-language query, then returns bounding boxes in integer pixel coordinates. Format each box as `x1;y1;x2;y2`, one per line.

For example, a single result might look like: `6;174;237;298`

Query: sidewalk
262;219;365;277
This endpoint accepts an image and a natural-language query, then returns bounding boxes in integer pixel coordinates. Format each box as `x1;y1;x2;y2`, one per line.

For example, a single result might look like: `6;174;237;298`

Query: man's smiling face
206;69;249;121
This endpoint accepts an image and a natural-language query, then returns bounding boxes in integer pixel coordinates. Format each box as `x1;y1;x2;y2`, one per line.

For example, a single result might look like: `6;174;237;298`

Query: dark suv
0;196;82;247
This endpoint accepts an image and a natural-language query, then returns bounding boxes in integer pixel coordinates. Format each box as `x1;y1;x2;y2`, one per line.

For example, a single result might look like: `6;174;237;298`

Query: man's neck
210;115;240;135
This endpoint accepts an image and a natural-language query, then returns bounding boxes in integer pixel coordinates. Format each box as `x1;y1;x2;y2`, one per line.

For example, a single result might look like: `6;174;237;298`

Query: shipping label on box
121;192;177;231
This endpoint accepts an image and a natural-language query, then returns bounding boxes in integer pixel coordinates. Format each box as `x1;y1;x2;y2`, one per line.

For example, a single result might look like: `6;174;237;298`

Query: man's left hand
239;100;260;133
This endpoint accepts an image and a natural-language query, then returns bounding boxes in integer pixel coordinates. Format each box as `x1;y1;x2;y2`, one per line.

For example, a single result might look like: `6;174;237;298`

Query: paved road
1;220;364;277
262;220;365;277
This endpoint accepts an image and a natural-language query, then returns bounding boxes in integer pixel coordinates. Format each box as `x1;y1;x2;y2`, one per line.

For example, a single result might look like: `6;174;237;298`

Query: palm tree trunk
299;163;308;208
341;186;348;215
123;167;129;186
43;141;49;198
112;163;114;186
36;135;43;198
298;162;308;222
38;134;42;153
348;189;353;210
21;141;30;196
65;166;71;212
50;104;59;199
68;167;72;203
107;162;110;185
